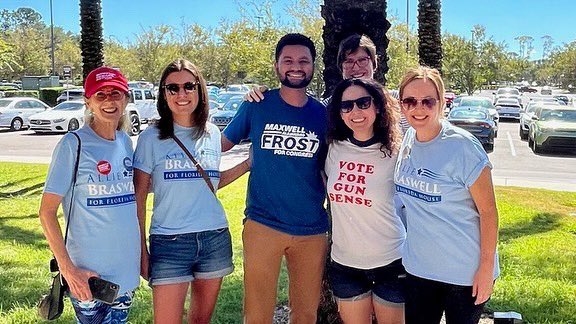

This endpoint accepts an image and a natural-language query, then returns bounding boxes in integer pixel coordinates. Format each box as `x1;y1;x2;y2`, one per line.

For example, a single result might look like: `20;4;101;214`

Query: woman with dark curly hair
325;78;406;324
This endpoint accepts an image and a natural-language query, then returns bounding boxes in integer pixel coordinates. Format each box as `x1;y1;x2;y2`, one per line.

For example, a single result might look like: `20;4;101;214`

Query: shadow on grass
0;182;45;199
0;258;50;314
0;176;44;190
499;212;562;243
0;215;48;249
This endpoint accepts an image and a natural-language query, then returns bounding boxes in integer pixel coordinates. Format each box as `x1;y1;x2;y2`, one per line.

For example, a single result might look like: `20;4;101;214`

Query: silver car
519;98;562;140
0;97;50;131
495;98;522;120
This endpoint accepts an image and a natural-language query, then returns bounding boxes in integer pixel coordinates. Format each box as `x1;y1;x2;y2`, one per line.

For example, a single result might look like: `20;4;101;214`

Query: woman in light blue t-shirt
395;66;499;324
39;67;141;323
133;59;249;323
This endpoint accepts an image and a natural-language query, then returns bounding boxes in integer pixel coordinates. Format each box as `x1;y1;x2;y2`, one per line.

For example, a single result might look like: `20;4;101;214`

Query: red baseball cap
84;66;129;98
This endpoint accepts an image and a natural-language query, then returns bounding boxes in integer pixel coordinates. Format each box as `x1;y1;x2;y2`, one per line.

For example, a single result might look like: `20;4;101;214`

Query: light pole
405;0;409;53
49;0;55;76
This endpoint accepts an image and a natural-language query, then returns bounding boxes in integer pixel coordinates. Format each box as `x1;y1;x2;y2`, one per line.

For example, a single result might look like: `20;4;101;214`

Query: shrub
3;90;39;98
39;87;65;106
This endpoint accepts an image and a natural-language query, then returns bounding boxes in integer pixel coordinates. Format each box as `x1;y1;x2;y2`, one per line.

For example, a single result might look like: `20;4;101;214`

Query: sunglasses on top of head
400;97;438;110
93;90;126;102
340;96;373;113
163;82;199;95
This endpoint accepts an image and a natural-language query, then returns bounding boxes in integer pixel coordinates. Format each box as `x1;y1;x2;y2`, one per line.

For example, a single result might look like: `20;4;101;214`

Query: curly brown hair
327;78;401;157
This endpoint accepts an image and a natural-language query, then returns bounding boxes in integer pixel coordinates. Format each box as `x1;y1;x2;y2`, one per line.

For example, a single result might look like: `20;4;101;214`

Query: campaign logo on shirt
86;157;135;207
97;160;111;175
162;152;220;181
260;123;320;158
328;160;373;207
395;164;442;203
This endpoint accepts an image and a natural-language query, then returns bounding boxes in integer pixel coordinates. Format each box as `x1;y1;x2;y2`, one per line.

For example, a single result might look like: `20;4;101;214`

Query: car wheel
519;126;527;140
10;118;23;131
129;113;141;136
68;119;80;132
531;137;542;153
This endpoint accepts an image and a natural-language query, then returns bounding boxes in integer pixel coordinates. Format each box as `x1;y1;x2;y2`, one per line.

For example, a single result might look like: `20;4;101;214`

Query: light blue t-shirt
133;123;227;235
223;89;328;236
44;125;140;295
394;120;500;286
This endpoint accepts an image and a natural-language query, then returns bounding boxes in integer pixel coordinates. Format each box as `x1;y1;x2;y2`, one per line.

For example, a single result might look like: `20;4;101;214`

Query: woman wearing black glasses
133;59;248;323
325;78;406;324
39;67;140;323
395;66;499;324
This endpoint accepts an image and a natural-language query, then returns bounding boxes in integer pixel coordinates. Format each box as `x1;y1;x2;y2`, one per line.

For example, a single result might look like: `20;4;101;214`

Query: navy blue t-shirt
223;89;328;235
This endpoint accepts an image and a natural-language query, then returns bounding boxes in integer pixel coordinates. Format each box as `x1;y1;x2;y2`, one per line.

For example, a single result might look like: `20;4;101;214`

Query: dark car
519;86;537;93
553;95;569;105
210;96;243;130
447;107;496;152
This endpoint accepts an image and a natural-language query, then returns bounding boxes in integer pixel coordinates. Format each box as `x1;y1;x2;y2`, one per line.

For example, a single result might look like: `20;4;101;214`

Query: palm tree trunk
320;2;390;322
79;0;104;80
321;0;391;98
417;0;443;73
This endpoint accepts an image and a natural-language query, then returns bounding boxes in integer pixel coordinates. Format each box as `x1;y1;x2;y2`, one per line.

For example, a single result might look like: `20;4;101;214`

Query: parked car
553;95;569;105
528;105;576;153
221;84;250;93
216;91;246;106
519;98;563;140
444;91;456;108
447;107;496;152
494;87;521;105
0;82;21;90
453;96;499;123
495;98;522;120
518;86;537;93
541;86;552;95
29;100;85;133
0;97;50;131
56;88;85;104
210;96;243;130
129;88;158;123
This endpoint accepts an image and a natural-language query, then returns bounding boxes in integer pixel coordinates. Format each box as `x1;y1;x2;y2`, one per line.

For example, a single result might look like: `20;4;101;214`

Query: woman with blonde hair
395;66;499;324
39;66;140;323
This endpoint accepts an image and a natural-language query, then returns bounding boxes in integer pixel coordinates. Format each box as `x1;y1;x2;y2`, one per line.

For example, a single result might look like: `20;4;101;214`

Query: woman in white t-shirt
325;78;406;324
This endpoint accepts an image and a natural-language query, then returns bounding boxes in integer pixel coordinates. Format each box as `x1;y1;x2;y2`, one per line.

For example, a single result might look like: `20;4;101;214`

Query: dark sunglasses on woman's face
340;96;373;113
163;82;198;95
400;97;438;110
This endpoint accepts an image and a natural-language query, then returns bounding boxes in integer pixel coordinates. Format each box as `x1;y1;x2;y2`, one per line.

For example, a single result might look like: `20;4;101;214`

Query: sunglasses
342;56;371;70
163;82;198;95
93;90;125;102
340;96;373;113
400;97;438;110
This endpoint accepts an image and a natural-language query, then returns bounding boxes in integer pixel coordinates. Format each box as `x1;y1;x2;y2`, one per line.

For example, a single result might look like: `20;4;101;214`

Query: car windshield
449;109;488;119
53;102;84;111
0;99;13;108
460;99;492;108
497;89;519;95
222;98;243;111
62;90;84;96
540;110;576;122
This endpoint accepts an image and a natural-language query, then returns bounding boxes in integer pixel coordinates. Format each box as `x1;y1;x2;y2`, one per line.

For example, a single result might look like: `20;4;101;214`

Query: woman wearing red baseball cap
39;66;141;323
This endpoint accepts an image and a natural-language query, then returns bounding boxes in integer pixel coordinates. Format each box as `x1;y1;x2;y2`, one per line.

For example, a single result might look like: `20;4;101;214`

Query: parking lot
0;115;575;191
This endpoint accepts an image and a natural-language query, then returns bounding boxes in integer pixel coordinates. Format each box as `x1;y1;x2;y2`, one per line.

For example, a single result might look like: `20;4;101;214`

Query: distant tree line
1;2;575;96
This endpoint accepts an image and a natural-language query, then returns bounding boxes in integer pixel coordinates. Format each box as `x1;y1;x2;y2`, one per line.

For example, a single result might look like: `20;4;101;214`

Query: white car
0;97;50;131
29;101;86;133
56;89;85;104
494;87;521;105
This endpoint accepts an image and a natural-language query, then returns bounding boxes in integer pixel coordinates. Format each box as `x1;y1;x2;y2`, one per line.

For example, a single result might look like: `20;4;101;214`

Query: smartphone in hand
88;277;119;305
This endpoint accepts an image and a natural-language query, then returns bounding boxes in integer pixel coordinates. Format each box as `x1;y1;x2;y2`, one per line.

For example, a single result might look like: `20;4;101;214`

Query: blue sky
2;0;575;59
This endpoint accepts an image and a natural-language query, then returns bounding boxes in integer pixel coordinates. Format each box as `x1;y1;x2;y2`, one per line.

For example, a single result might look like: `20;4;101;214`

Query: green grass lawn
0;162;574;323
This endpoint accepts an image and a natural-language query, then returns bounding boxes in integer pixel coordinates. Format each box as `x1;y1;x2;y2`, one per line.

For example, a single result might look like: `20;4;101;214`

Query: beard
276;68;313;89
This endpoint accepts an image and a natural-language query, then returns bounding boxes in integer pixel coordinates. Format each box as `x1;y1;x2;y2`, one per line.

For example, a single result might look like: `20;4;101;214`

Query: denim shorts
149;228;234;286
328;258;406;306
70;290;133;324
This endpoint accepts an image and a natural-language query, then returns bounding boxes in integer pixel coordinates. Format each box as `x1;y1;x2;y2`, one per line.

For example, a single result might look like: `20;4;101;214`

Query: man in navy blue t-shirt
222;33;328;324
